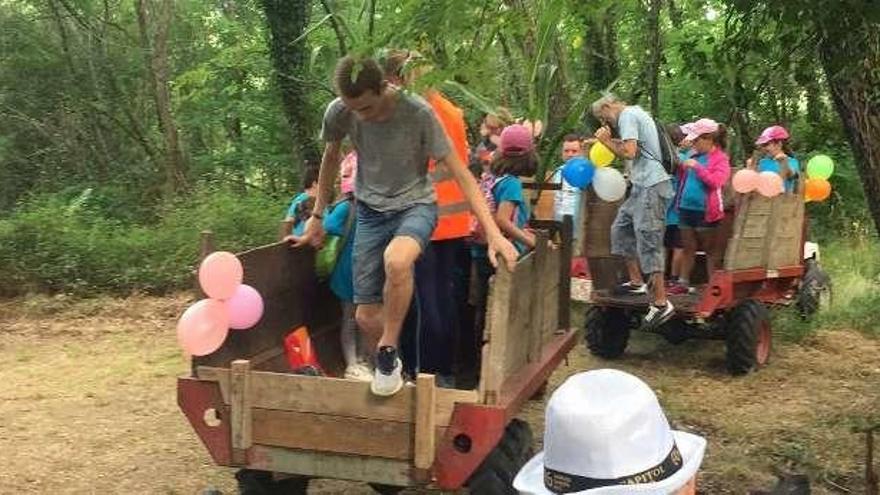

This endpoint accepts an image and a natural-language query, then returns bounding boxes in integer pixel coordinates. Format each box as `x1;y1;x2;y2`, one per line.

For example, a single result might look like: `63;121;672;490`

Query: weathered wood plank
196;366;477;426
230;360;252;465
414;374;437;469
528;232;549;363
252;408;412;459
248;445;413;486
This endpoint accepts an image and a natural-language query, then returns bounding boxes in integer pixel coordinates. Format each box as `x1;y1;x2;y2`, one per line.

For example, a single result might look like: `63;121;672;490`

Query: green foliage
0;186;282;296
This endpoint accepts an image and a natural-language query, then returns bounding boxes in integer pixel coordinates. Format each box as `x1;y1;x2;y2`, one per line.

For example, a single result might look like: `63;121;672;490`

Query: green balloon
807;154;834;180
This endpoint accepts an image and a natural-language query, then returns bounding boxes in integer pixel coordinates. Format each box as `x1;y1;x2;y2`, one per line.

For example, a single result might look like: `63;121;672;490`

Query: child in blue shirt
322;155;371;381
470;124;538;352
748;125;800;193
284;166;320;235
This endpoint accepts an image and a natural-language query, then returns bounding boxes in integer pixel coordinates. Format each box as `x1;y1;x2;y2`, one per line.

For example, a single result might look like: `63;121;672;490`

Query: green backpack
315;199;356;279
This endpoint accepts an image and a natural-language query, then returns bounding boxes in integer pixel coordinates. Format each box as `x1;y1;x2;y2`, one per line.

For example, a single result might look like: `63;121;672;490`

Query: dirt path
0;295;877;494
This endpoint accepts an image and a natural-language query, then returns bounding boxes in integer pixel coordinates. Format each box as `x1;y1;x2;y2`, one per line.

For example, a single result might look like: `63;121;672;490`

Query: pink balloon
757;171;784;198
227;284;264;330
198;251;243;300
732;169;759;194
177;299;230;356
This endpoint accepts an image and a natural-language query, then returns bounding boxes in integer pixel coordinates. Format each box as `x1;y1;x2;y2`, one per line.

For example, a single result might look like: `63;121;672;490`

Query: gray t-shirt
617;106;669;187
320;92;452;212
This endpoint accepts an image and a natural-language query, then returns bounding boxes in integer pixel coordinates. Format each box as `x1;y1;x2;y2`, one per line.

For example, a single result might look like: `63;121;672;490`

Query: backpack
470;174;519;245
639;117;681;174
470;172;497;245
315;198;356;279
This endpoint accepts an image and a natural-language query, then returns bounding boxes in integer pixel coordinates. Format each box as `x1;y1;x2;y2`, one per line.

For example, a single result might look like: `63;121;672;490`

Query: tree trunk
261;0;321;171
647;0;662;117
135;0;188;196
583;4;619;92
818;25;880;235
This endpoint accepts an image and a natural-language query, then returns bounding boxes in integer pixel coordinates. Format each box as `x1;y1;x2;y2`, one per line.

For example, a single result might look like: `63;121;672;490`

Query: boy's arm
439;151;519;270
289;142;342;247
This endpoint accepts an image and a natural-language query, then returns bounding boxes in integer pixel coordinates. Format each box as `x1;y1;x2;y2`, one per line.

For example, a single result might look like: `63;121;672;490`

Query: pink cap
755;125;790;145
683;118;720;142
499;124;534;157
340;152;357;195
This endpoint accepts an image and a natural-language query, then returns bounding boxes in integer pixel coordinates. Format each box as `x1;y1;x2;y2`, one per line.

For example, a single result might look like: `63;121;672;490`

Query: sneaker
344;363;373;382
370;346;404;396
644;300;675;327
614;281;648;295
667;282;690;295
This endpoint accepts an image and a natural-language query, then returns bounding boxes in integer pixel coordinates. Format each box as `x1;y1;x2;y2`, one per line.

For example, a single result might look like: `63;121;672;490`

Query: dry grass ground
0;295;877;494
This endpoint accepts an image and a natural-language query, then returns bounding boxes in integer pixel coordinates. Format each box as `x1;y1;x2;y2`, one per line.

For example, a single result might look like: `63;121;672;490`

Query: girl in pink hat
669;119;731;295
747;125;801;192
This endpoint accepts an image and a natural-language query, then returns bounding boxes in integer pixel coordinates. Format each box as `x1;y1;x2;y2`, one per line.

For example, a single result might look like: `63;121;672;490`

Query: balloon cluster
731;169;784;197
804;155;833;202
730;154;835;202
560;143;627;202
177;252;265;356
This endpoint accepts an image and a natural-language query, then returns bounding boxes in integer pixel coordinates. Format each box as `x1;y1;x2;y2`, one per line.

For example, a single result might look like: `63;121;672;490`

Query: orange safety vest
426;91;472;241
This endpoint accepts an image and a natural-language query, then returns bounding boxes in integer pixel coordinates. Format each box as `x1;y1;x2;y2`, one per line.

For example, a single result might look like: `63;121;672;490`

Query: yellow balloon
589;142;615;167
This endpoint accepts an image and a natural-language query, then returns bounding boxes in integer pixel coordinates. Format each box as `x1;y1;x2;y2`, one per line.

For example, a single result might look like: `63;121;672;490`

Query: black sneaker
644;300;675;327
614;281;648;296
371;346;403;396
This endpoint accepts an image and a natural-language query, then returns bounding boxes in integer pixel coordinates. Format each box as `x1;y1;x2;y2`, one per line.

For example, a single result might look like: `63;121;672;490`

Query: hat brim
513;431;706;495
754;136;772;145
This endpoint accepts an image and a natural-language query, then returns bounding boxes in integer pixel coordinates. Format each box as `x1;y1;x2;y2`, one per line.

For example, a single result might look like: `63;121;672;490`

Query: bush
0;185;286;296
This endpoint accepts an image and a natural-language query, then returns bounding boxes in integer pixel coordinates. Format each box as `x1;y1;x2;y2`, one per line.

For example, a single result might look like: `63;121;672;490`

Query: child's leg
696;228;718;274
679;227;698;287
340;301;358;368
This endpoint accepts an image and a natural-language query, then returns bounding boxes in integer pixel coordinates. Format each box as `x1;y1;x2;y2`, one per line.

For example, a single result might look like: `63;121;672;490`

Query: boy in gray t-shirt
291;56;518;396
592;94;675;327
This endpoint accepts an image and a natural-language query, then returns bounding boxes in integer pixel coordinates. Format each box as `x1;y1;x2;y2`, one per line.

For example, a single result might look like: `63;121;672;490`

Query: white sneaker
370;346;404;396
344;363;373;382
644;300;675;327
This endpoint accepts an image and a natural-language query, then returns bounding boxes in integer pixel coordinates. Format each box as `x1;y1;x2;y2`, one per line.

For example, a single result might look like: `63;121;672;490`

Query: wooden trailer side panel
479;235;563;404
192;242;345;375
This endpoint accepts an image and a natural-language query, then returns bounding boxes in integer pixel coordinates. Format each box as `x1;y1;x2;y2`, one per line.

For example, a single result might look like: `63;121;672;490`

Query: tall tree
261;0;321;169
135;0;188;195
646;0;662;117
817;15;880;235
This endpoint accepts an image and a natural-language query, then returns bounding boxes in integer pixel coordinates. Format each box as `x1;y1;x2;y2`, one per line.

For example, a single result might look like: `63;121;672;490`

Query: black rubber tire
584;306;631;359
658;319;691;345
725;300;771;376
498;419;534;464
235;469;309;495
797;259;832;318
369;483;405;495
466;420;533;494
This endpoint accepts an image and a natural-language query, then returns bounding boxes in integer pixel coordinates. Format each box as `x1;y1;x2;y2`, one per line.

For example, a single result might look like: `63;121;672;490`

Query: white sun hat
513;369;706;494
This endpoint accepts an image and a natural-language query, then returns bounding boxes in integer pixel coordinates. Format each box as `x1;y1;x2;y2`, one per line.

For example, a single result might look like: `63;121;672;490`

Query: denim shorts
352;202;438;305
610;181;674;275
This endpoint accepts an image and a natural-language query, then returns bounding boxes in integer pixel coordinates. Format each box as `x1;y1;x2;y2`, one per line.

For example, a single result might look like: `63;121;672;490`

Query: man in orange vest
383;50;472;386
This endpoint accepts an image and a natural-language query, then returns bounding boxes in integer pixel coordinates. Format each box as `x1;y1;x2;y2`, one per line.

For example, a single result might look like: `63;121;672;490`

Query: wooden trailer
582;185;831;374
178;221;577;492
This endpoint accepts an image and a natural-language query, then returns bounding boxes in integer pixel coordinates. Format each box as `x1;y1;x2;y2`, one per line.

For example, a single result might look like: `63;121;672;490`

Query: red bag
283;326;323;375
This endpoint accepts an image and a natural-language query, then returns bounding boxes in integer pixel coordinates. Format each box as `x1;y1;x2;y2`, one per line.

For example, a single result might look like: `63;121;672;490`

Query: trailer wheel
235;469;309;495
725;300;771;375
584;306;631;359
797;259;832;318
466;420;534;494
658;319;691;345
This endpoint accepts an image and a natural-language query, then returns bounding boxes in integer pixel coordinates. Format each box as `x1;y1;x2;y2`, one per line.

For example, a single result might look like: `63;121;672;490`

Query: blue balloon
561;157;596;189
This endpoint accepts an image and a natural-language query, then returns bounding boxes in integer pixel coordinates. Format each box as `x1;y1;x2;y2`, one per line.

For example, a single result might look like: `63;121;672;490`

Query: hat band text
543;443;683;493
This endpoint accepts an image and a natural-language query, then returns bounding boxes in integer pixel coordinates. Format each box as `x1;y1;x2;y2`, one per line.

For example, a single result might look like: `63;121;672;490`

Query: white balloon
592;167;627;202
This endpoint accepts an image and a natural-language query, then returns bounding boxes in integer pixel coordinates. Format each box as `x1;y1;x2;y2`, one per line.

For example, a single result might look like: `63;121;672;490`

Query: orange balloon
805;178;832;202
